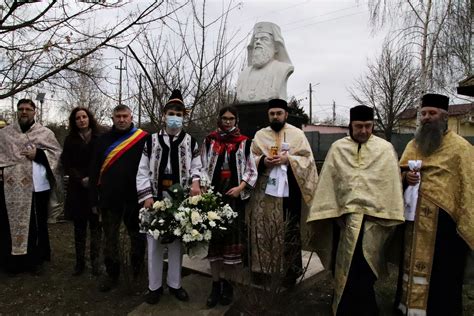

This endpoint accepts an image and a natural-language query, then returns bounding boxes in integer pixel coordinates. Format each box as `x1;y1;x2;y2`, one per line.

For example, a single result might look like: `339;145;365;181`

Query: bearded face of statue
251;32;276;69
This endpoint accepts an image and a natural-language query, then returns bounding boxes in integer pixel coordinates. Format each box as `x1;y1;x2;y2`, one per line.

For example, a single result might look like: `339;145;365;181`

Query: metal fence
305;132;474;162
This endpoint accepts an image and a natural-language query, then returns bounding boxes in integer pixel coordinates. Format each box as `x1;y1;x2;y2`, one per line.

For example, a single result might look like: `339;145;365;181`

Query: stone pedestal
235;102;305;138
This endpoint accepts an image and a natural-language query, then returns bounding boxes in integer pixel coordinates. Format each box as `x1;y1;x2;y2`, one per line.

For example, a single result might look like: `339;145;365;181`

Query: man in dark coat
90;104;148;292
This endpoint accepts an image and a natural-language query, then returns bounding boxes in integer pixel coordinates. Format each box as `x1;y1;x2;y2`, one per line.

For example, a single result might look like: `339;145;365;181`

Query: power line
282;4;361;27
285;10;368;32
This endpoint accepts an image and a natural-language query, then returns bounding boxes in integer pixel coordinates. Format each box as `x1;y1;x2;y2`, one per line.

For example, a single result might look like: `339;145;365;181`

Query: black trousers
337;227;379;316
282;167;303;281
394;210;469;316
0;190;51;273
73;213;101;267
101;204;145;279
427;210;468;316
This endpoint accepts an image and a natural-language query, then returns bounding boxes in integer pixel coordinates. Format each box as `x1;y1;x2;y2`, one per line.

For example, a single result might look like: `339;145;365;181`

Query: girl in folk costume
61;107;102;276
201;106;258;308
136;89;201;305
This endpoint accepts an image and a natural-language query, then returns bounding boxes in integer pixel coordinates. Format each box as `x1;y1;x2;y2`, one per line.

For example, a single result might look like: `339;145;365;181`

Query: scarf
206;127;248;155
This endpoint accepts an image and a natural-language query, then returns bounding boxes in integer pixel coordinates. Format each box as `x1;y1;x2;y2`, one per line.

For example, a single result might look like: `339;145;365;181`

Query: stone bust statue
236;22;294;102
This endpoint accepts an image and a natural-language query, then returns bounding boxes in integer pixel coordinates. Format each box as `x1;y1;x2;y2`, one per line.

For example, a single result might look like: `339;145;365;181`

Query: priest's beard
252;47;274;68
270;119;285;132
414;119;447;156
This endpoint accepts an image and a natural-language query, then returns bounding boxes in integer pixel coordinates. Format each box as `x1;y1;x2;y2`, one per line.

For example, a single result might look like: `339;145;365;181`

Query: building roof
457;75;474;97
303;124;349;134
399;103;474;119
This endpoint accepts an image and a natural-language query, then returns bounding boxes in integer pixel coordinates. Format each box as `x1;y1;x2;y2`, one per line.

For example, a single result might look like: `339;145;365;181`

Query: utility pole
138;74;142;128
309;83;313;124
115;57;126;105
332;100;336;125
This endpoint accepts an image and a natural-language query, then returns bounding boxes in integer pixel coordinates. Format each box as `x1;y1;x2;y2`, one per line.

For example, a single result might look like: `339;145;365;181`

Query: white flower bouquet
138;184;185;243
175;187;238;256
138;184;238;253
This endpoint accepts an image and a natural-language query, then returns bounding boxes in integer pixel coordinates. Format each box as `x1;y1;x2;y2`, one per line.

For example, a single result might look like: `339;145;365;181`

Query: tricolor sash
99;127;147;184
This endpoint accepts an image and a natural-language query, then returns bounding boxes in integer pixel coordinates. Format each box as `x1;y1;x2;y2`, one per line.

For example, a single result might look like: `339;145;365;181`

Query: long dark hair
67;107;98;135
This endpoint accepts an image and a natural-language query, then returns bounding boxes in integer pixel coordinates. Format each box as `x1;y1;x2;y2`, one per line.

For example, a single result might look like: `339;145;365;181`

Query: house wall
398;115;474;137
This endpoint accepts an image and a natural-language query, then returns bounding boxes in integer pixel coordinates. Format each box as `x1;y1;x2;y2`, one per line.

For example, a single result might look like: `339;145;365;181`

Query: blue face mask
166;115;183;129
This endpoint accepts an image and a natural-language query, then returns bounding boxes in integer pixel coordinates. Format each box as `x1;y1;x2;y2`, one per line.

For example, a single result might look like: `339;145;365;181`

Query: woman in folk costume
61;107;102;276
136;89;201;305
201;106;258;307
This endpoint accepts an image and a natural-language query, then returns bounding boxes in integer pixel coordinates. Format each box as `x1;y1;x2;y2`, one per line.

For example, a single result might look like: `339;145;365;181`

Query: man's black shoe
169;286;189;301
145;287;163;305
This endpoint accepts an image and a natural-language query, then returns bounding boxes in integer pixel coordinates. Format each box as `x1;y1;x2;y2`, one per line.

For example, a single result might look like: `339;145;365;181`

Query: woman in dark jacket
61;107;102;276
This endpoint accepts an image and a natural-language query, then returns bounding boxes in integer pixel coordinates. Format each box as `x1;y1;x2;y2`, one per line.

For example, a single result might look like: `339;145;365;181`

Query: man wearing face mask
89;104;148;292
247;98;318;287
307;105;404;315
136;89;201;305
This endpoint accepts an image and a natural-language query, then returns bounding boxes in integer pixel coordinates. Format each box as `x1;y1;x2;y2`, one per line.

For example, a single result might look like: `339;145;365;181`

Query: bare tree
56;50;112;123
367;0;471;95
349;43;420;140
127;0;243;129
0;0;183;102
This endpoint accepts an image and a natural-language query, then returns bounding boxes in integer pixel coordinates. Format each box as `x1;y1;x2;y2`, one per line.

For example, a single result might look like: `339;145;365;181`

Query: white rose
209;221;216;228
207;211;221;221
191;211;202;225
189;195;202;205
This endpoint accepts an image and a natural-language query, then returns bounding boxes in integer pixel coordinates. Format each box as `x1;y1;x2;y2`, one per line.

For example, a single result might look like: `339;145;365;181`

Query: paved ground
129;251;325;315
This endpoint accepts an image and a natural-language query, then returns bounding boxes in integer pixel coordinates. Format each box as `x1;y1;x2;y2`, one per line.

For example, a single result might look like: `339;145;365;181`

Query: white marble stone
236;22;294;103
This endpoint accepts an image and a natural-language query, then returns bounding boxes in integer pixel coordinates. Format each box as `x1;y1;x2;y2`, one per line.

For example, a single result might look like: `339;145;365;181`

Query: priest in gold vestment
247;99;318;287
307;105;405;315
396;93;473;316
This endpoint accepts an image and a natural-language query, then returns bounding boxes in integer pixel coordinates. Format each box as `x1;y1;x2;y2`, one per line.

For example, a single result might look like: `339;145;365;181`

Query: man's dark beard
19;119;35;133
270;119;285;132
414;119;447;156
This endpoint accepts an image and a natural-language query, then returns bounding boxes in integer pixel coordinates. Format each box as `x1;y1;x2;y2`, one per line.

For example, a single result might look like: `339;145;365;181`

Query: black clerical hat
164;89;185;112
350;105;374;122
268;99;288;111
421;93;449;111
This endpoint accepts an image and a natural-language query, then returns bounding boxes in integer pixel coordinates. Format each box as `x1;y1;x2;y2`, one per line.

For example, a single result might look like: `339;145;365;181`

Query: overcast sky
1;0;388;123
221;0;388;122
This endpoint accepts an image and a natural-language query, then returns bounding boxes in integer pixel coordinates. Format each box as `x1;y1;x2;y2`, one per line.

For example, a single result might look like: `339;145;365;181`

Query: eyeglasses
221;117;236;122
17;108;35;113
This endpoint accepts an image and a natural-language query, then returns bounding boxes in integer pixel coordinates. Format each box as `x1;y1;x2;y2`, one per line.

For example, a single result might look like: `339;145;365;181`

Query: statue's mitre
253;22;280;36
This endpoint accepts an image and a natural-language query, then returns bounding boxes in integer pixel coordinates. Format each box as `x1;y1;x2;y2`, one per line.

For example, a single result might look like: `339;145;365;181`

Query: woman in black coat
61;107;102;276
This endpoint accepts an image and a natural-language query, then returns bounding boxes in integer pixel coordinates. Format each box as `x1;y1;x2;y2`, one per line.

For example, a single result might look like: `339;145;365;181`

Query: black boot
207;281;222;308
219;279;233;306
